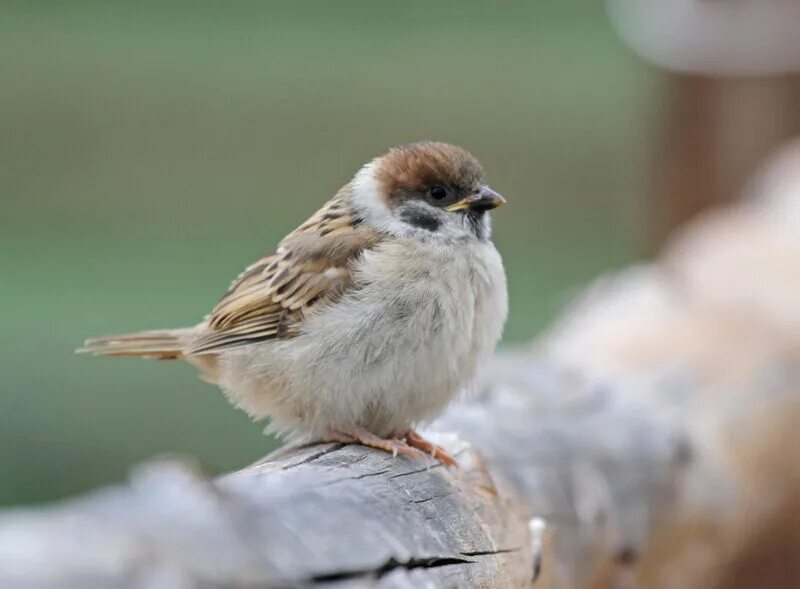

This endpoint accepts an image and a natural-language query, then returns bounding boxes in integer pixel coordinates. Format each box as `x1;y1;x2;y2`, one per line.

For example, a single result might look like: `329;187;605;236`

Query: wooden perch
0;444;533;588
3;142;800;588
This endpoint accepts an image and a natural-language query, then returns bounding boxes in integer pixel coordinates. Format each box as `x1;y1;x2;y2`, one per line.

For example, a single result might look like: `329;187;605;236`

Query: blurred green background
0;1;653;505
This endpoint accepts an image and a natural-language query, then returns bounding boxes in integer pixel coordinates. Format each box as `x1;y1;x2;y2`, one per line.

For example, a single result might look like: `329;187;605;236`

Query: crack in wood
309;549;518;584
460;548;520;557
316;468;392;488
280;444;347;470
410;492;453;504
309;555;475;583
388;463;446;479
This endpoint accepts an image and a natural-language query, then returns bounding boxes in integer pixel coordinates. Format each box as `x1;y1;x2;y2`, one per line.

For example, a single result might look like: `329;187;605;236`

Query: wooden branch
0;444;534;588
2;142;800;588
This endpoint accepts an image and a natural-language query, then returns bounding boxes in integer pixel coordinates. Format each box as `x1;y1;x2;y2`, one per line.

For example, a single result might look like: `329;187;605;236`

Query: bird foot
393;429;458;467
323;427;427;462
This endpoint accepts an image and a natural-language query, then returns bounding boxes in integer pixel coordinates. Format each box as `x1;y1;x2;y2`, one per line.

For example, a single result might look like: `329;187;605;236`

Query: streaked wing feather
187;192;381;354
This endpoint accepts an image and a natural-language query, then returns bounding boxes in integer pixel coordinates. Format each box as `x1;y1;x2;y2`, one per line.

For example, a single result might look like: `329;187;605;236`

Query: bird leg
323;427;427;461
393;429;458;467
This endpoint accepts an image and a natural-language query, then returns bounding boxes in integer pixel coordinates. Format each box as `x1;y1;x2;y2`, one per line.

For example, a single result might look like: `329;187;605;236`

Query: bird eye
428;186;447;200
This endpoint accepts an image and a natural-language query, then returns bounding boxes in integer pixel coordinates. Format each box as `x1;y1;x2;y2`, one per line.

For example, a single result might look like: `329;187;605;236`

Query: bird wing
188;192;382;354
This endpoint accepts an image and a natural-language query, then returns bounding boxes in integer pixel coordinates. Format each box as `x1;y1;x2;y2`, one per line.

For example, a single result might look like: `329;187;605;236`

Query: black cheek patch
400;210;441;232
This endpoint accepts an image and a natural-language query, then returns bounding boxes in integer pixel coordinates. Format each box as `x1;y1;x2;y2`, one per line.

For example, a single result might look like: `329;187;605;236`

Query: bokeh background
0;1;652;505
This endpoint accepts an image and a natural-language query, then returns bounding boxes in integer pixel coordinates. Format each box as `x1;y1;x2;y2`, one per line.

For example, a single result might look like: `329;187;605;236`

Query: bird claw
394;429;458;468
324;428;427;463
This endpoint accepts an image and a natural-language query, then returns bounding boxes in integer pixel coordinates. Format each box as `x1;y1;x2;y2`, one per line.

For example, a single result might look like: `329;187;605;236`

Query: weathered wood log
0;443;534;588
2;142;800;588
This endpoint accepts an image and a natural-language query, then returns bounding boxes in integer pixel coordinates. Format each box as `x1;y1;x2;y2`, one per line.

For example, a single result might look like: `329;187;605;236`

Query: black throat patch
466;210;488;240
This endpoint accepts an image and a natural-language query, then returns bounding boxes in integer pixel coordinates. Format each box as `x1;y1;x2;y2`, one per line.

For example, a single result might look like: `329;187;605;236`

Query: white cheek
350;164;411;237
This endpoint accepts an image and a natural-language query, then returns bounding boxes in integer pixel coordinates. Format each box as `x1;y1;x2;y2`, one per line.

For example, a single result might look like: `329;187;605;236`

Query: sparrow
79;142;508;466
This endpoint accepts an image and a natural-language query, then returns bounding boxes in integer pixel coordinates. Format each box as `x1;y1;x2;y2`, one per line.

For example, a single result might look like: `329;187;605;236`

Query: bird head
351;141;505;241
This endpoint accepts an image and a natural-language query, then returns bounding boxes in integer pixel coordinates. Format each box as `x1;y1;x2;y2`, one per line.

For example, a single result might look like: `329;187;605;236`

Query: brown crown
374;142;485;201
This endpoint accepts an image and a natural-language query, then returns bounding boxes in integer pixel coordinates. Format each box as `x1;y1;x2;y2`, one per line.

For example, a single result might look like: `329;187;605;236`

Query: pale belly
217;238;507;440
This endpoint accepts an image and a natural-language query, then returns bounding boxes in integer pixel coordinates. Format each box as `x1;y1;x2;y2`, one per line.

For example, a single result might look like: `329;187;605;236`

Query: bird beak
444;186;507;212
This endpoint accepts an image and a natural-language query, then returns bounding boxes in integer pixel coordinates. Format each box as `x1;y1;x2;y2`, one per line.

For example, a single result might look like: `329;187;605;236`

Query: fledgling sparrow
79;142;508;465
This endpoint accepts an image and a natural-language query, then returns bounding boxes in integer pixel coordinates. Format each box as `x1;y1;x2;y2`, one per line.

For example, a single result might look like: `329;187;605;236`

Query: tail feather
77;328;192;360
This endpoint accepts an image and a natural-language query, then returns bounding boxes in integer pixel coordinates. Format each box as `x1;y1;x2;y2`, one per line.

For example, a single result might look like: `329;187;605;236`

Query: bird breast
218;236;507;439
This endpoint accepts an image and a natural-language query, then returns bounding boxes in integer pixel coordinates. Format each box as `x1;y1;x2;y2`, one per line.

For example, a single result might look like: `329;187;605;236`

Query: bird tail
77;328;193;360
